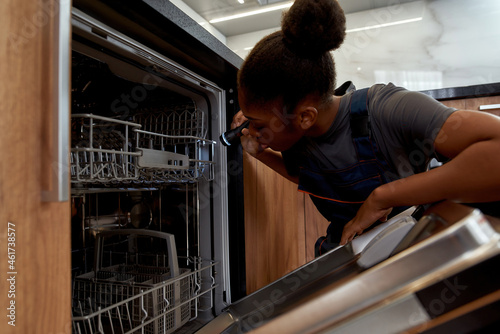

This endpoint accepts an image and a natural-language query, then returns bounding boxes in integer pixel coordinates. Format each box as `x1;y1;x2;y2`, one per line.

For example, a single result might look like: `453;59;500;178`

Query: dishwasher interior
70;9;230;334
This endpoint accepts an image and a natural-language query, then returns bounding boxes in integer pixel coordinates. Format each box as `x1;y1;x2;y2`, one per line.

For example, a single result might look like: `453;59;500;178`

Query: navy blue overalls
296;88;402;256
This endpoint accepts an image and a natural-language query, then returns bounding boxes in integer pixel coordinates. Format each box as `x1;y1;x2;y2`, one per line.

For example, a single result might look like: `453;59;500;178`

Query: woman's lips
260;144;269;150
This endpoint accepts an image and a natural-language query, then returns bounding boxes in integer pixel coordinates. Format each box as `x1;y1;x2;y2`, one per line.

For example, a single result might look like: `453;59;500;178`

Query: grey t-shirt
282;83;456;180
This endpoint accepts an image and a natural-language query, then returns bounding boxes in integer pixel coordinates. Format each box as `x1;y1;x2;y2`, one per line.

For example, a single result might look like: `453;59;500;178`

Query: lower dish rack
71;229;217;334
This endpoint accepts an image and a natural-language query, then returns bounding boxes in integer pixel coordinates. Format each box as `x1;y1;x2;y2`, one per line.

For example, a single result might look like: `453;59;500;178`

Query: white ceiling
181;0;421;37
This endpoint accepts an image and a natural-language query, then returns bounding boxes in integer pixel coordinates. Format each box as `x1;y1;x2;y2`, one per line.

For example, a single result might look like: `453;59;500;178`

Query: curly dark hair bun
282;0;346;57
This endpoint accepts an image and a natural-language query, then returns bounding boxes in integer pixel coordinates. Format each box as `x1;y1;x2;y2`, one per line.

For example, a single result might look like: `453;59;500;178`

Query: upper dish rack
70;106;215;186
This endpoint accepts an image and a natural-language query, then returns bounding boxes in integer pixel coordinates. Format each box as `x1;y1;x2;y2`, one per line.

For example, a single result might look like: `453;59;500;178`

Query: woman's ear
299;106;318;130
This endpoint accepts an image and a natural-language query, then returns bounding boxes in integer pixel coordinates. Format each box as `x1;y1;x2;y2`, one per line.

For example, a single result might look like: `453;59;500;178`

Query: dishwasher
69;7;234;333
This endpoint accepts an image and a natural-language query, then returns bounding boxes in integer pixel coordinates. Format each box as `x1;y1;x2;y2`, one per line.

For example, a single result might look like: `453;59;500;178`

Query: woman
232;0;500;255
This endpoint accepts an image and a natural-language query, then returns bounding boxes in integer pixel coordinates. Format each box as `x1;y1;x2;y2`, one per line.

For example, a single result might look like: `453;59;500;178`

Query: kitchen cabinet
243;152;329;293
440;95;500;116
0;0;71;333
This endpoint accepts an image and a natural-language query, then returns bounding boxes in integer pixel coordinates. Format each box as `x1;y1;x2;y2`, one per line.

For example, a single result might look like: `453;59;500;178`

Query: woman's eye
251;123;263;131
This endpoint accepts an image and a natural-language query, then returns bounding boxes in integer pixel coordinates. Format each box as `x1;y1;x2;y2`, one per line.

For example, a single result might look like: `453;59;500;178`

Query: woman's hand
340;189;393;245
231;110;266;157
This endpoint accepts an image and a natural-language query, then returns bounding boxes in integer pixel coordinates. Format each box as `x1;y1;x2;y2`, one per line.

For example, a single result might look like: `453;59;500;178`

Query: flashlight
220;120;250;146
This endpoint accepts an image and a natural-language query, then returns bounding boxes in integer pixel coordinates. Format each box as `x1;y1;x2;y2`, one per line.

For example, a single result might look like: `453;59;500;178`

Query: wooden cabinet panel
243;153;305;293
440;99;466;110
304;195;330;262
465;96;500;116
0;1;71;333
441;96;500;116
243;152;329;293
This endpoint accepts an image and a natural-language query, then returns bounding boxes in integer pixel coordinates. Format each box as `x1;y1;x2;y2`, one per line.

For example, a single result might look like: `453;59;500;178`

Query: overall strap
350;88;376;161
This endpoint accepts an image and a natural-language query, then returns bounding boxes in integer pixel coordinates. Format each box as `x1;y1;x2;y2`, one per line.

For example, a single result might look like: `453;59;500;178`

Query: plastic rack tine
125;302;133;330
163;286;169;334
116;305;125;333
194;270;201;295
87;297;95;332
90;119;94;178
75;301;84;333
191;294;198;322
77;300;84;318
140;291;148;324
211;266;216;288
107;309;115;334
163;286;170;309
97;307;104;334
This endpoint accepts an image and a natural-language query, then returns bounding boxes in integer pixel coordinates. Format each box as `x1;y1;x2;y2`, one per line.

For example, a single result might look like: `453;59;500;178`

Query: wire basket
133;104;207;146
72;266;193;334
72;230;198;334
70;111;215;186
71;114;141;184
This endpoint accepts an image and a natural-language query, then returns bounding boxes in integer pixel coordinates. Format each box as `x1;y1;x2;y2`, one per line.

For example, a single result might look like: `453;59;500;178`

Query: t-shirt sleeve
368;83;456;176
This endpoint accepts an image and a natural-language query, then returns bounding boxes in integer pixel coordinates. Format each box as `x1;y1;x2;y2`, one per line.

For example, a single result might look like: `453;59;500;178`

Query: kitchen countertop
142;0;243;70
73;0;243;89
421;82;500;100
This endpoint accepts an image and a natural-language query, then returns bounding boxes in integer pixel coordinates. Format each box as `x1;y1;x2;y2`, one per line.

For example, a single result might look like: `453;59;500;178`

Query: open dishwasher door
197;202;500;333
196;208;418;333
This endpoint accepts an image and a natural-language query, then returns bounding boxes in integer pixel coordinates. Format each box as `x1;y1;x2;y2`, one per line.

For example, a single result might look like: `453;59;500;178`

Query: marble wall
227;0;500;91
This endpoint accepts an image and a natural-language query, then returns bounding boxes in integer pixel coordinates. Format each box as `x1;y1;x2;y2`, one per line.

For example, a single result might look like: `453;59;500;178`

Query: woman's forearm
375;138;500;209
341;111;500;245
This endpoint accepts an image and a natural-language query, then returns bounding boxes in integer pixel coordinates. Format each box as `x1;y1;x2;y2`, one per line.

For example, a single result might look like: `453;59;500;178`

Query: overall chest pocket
298;160;385;203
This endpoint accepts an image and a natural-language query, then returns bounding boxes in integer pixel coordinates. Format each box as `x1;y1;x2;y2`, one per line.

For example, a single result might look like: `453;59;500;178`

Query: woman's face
238;91;304;152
